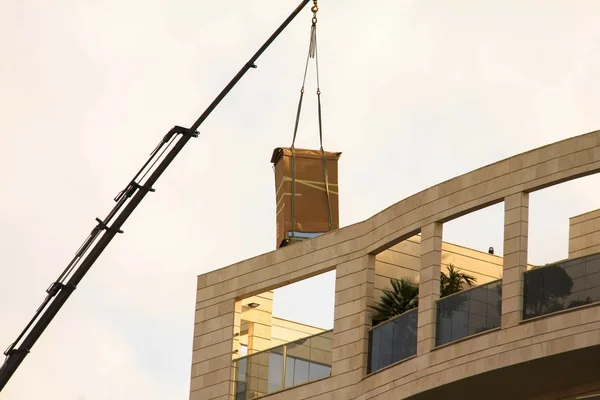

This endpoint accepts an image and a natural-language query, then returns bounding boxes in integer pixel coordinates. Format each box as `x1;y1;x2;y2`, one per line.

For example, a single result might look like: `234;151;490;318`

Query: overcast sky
1;1;600;399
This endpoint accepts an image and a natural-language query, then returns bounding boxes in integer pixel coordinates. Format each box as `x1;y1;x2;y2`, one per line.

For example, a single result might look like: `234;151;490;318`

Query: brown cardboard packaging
271;147;342;248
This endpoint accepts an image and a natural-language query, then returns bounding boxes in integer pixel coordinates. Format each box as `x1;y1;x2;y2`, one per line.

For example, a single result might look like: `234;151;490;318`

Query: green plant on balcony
370;264;476;324
440;264;477;297
370;277;419;326
525;264;573;316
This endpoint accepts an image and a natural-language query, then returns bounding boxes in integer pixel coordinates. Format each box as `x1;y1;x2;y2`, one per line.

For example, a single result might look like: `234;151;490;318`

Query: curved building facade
190;130;600;400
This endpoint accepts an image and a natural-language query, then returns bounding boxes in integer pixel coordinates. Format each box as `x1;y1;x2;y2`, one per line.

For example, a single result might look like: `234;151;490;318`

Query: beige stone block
502;295;522;314
205;265;239;287
332;339;364;362
204;395;229;400
332;351;364;374
194;305;221;325
421;222;443;241
533;158;559;179
502;281;522;300
417;295;438;313
192;339;232;365
334;298;366;320
504;205;529;225
195;312;234;337
190;380;231;400
417;310;434;327
193;327;233;350
502;265;522;284
417;321;435;342
199;291;236;311
570;208;600;225
190;366;231;392
419;280;440;298
558;148;594;171
505;192;529;211
417;337;434;355
336;258;367;278
336;269;369;292
570;231;600;252
335;312;364;333
197;285;218;303
335;282;367;306
569;222;583;239
420;235;443;255
446;190;463;210
333;325;368;349
419;265;440;282
569;216;600;240
420;251;441;270
569;247;600;259
197;274;209;290
504;236;528;255
502;251;527;269
502;251;519;268
366;267;375;285
191;354;230;379
503;221;528;241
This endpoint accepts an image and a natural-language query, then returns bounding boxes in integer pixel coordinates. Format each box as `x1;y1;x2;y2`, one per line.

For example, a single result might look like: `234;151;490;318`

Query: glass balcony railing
367;308;418;374
233;330;332;400
523;252;600;320
436;279;502;346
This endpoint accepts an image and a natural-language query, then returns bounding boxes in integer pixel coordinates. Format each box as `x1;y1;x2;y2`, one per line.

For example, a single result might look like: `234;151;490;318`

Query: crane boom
0;0;311;391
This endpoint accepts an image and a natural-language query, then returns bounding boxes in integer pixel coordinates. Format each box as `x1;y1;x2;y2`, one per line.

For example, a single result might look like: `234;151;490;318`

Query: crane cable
290;0;333;239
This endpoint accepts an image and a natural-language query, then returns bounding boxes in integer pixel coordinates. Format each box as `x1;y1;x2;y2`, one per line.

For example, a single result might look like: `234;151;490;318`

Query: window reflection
368;308;417;374
436;280;502;346
523;252;600;319
234;330;332;399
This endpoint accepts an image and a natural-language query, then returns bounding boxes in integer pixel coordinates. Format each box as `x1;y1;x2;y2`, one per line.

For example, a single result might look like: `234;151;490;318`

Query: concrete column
417;222;443;355
232;301;242;359
501;192;529;328
190;298;236;400
240;292;274;353
332;254;375;380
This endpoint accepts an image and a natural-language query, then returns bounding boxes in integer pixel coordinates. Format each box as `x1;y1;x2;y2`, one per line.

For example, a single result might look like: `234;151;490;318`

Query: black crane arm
0;0;311;391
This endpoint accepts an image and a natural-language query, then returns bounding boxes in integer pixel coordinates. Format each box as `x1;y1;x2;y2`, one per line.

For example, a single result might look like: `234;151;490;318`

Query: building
190;130;600;400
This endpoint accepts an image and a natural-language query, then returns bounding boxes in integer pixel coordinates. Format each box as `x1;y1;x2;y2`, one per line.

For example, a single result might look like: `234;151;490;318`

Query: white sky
1;0;600;399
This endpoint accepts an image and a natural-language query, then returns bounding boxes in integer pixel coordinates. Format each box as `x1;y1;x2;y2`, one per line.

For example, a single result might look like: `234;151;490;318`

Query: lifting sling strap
290;0;333;238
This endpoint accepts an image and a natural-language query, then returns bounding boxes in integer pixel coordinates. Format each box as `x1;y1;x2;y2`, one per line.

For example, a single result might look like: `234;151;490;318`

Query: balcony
435;279;502;346
523;252;600;320
234;330;333;400
367;308;417;374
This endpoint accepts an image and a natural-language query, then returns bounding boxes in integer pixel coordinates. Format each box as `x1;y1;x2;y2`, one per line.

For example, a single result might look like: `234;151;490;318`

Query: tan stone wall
190;130;600;400
569;208;600;258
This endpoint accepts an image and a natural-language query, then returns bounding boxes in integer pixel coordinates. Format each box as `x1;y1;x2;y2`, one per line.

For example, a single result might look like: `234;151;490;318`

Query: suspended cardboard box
271;147;342;248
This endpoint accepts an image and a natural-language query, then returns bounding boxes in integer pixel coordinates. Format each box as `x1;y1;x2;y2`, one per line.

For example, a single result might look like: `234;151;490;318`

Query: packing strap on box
289;0;333;236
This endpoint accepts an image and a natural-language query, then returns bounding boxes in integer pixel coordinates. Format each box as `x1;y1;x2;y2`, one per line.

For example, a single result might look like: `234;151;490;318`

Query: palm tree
370;264;476;324
370;277;419;325
440;264;477;298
